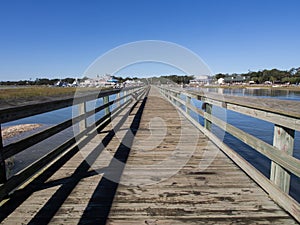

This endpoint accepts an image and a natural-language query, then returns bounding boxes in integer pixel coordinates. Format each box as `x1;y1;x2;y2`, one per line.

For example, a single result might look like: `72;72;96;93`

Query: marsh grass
0;86;113;101
0;86;78;100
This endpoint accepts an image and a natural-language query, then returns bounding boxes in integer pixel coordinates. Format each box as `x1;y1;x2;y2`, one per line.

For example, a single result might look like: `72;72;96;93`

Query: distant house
72;79;79;87
54;80;71;87
80;75;119;88
189;75;211;86
123;79;143;87
264;81;272;85
224;76;247;84
217;78;225;85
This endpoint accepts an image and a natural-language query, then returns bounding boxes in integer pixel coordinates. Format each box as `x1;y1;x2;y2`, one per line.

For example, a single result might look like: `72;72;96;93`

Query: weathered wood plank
0;87;148;224
159;86;300;223
0;124;7;183
270;125;295;193
107;86;297;224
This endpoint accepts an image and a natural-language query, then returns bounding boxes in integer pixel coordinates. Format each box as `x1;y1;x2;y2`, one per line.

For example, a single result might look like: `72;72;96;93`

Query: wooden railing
0;85;147;201
158;85;300;222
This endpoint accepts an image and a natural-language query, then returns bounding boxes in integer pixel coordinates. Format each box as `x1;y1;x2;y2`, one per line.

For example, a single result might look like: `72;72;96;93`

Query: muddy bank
1;124;42;140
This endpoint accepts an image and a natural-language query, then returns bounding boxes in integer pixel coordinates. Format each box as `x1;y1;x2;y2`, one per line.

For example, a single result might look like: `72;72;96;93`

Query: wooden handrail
0;86;140;124
0;85;147;200
157;85;300;222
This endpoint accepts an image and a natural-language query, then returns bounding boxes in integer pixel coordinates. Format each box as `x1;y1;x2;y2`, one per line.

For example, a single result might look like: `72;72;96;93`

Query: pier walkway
0;86;298;224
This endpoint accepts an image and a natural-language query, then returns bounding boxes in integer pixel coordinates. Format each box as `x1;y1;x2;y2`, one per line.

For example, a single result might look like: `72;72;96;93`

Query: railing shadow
78;96;148;225
0;93;147;224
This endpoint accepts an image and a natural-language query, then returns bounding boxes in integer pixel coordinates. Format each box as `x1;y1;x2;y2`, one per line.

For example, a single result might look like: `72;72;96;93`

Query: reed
0;86;111;101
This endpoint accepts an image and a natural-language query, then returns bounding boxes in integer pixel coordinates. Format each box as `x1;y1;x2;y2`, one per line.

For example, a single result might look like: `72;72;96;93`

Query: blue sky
0;0;300;81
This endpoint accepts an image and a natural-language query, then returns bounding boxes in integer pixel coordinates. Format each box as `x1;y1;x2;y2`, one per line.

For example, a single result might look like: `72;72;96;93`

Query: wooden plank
0;89;120;124
204;103;212;131
78;102;87;133
226;103;300;131
159;87;300;223
160;87;300;178
187;89;300;119
0;87;147;201
185;95;191;115
0;124;7;183
0;86;144;124
108;86;298;224
270;125;295;193
203;111;300;178
103;96;110;115
162;87;300;130
2;101;110;159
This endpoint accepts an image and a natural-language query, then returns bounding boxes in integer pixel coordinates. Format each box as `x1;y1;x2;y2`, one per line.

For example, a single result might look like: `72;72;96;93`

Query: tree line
1;67;300;86
0;76;140;86
0;77;81;86
214;67;300;84
160;75;195;84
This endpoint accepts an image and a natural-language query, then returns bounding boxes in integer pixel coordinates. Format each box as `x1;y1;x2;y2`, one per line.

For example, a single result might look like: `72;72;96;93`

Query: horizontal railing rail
157;85;300;223
0;85;147;201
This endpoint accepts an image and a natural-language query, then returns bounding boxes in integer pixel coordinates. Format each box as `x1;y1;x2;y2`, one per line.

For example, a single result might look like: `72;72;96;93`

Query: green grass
0;87;77;100
0;86;112;101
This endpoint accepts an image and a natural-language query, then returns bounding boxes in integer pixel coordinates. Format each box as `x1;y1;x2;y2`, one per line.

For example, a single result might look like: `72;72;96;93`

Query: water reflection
191;87;300;101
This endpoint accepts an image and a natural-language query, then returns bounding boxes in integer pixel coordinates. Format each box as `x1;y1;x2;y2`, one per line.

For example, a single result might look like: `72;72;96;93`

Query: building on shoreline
189;75;211;86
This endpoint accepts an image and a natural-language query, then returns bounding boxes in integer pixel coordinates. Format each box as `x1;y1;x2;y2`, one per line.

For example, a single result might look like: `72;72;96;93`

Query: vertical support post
124;90;127;103
103;95;110;115
116;92;120;108
270;125;294;193
204;103;212;131
173;92;178;105
175;92;180;107
0;124;7;183
78;102;87;133
186;96;191;115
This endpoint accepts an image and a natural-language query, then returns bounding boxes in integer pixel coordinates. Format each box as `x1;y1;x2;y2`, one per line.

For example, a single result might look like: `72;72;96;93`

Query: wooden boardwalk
0;86;297;224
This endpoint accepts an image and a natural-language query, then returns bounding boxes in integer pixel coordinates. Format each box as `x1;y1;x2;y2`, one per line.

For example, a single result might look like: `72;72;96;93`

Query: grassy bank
0;86;114;108
0;86;77;100
0;86;114;101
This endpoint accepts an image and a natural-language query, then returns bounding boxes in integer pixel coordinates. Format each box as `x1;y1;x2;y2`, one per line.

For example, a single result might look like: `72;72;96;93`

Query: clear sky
0;0;300;81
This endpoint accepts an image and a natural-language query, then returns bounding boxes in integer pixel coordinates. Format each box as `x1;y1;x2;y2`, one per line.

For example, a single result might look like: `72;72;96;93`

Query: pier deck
0;86;297;224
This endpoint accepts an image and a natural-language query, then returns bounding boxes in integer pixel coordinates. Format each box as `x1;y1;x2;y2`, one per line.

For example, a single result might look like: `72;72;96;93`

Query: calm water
3;88;300;202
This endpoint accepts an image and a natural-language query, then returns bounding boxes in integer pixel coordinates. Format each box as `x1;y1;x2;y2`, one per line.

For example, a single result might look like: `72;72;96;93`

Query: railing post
103;96;110;115
270;125;294;193
175;92;180;107
167;90;171;101
186;96;191;115
173;91;178;105
124;89;127;103
204;103;212;131
116;92;120;107
0;124;7;183
78;102;87;133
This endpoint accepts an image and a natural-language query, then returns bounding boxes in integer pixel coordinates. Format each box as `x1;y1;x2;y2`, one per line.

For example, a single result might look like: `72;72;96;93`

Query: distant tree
62;78;75;84
161;75;194;84
215;73;226;79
